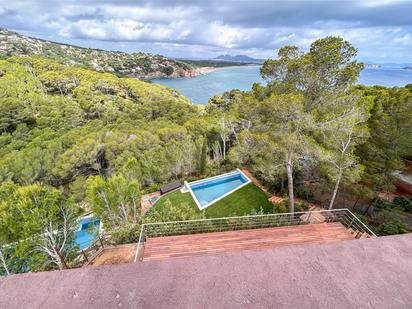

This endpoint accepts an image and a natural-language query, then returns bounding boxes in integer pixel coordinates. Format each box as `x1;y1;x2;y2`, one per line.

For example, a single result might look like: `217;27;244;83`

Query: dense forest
1;37;412;275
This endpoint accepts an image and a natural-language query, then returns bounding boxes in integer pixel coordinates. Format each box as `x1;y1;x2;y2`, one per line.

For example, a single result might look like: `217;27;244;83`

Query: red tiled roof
1;234;412;308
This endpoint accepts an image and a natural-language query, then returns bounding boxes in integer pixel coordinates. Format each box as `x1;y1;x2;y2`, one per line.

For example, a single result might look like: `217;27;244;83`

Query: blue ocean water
153;65;412;104
190;172;248;208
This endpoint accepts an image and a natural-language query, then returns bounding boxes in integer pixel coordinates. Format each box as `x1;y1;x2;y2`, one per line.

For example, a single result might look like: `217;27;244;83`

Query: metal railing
134;208;376;262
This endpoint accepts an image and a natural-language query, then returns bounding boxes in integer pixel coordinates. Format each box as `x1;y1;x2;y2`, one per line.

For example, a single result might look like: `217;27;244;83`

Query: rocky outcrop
128;67;200;79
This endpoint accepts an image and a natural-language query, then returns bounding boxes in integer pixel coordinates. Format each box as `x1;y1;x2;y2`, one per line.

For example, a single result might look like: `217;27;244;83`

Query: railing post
134;225;146;263
349;217;355;230
99;235;104;248
81;249;88;262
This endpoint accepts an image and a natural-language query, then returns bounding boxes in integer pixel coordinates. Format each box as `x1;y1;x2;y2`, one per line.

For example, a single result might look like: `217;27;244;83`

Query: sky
1;0;412;63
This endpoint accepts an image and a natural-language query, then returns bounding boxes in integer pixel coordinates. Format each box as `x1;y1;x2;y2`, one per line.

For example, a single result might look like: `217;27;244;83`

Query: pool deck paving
140;191;161;214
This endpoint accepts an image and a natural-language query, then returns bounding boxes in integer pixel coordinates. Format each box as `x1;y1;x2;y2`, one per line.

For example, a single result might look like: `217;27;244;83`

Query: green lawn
151;183;274;219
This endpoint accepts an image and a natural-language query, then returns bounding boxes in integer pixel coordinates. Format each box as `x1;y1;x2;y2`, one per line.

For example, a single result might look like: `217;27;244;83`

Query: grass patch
152;189;198;213
150;183;274;219
203;183;273;217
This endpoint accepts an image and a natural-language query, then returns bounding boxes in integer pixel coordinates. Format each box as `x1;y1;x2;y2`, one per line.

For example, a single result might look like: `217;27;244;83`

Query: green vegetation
86;175;141;228
0;182;80;273
375;196;412;213
256;37;365;212
393;197;412;213
0;56;204;274
0;28;195;78
377;220;409;236
146;198;203;222
147;191;198;218
358;197;412;235
203;184;273;217
210;37;411;232
1;35;412;275
148;183;274;219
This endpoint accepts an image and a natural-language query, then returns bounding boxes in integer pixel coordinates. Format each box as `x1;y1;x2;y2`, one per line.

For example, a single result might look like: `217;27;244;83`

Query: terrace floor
143;222;359;261
88;244;136;267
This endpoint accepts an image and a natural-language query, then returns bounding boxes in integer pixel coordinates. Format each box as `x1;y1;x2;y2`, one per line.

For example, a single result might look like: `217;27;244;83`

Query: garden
148;183;273;219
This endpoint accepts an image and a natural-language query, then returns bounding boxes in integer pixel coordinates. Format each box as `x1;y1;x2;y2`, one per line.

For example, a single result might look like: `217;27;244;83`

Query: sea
152;65;412;104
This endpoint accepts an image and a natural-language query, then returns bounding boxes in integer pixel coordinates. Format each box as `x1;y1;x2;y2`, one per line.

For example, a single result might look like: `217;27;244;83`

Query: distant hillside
214;54;263;64
0;28;198;79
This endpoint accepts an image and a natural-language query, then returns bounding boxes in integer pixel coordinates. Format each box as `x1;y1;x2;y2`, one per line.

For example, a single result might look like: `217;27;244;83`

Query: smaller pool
187;169;251;210
75;217;101;250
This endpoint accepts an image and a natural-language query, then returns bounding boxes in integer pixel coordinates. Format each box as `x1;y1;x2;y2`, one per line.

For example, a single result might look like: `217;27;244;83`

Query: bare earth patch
88;244;137;267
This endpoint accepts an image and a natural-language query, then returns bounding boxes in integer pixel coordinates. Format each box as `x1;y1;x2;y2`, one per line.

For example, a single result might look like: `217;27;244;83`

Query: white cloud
0;0;411;62
393;33;412;45
361;0;406;7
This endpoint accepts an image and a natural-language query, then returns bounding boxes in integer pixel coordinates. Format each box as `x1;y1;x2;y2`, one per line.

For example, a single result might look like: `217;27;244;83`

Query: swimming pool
75;216;101;250
186;169;251;210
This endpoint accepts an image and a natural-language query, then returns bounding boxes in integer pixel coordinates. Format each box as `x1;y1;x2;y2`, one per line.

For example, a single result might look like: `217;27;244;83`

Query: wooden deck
143;222;356;261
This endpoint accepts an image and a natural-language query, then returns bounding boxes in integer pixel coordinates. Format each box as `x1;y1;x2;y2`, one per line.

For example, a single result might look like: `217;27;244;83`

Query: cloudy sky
1;0;412;62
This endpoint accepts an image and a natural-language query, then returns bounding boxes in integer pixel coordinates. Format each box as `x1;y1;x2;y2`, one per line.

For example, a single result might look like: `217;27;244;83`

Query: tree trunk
328;170;343;210
0;249;10;276
286;155;294;213
364;196;377;215
53;246;69;270
222;139;226;160
352;197;360;209
220;116;226;160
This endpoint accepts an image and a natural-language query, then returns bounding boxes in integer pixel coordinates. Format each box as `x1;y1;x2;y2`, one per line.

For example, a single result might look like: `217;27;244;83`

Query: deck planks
143;222;357;261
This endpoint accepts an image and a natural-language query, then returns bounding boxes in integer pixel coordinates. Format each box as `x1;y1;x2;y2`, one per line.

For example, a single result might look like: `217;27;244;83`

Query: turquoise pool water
189;171;250;209
75;217;100;250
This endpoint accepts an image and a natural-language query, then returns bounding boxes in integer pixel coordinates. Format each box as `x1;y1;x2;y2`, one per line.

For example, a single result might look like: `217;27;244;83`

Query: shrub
377;220;409;236
272;201;309;213
250;207;265;215
161;66;174;76
145;182;163;193
110;224;141;244
273;201;288;213
393;197;412;213
295;202;310;212
295;186;315;202
374;198;395;211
